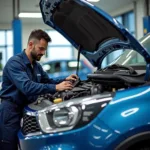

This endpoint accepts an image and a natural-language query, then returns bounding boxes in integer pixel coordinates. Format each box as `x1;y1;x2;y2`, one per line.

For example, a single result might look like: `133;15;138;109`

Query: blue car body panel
39;0;150;65
100;86;150;135
19;85;150;150
18;0;150;149
19;115;119;150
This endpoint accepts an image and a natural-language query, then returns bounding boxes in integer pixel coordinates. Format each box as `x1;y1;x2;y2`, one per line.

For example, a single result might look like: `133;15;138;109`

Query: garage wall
110;0;146;39
0;0;147;66
0;20;52;49
110;3;134;16
0;21;52;65
0;0;146;46
0;23;11;29
22;22;51;49
134;0;145;39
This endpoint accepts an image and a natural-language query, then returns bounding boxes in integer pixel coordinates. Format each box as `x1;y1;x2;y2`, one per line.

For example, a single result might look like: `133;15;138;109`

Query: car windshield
109;33;150;66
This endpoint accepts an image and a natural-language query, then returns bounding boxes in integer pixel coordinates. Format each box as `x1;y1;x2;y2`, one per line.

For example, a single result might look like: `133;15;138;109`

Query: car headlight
53;106;80;127
37;94;113;133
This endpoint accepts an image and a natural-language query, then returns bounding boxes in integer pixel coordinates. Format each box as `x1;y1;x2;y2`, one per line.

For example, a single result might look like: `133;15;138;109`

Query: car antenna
76;45;81;76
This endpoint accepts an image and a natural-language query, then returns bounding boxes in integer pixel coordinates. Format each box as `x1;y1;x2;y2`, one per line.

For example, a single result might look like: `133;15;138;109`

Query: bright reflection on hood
110;88;150;105
121;108;139;117
106;33;150;67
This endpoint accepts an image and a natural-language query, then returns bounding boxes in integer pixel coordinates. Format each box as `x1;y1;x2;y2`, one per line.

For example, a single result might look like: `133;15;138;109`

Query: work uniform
0;50;65;150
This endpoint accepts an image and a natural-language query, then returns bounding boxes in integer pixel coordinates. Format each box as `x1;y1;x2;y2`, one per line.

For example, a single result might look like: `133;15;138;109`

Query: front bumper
19;116;119;150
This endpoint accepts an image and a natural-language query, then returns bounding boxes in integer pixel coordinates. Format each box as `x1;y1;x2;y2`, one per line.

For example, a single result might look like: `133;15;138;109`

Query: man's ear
28;41;34;49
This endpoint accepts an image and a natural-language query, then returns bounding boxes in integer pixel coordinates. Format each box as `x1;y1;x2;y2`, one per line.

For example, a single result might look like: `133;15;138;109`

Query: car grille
22;113;40;135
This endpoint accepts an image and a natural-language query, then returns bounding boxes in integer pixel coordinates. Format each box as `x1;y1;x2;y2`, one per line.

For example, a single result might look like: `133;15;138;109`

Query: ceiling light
87;0;100;2
18;13;42;18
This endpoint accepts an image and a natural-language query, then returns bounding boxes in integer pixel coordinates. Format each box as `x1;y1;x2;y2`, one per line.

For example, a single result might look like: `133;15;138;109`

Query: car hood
39;0;150;67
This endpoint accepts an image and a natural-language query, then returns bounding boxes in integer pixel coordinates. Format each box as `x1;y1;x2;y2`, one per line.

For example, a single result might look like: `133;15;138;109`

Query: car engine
53;79;103;101
37;64;146;103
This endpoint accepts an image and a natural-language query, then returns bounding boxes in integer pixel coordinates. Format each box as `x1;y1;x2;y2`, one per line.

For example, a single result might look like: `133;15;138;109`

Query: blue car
42;59;93;80
18;0;150;150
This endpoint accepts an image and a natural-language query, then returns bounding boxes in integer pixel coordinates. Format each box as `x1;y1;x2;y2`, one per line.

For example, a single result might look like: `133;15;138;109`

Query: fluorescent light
18;13;42;18
87;0;100;2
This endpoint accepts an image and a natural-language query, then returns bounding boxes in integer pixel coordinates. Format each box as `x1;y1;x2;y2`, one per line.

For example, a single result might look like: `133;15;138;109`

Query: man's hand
65;74;78;82
56;81;73;92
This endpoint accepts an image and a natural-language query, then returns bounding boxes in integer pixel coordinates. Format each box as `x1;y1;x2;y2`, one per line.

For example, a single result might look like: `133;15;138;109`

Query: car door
42;61;62;78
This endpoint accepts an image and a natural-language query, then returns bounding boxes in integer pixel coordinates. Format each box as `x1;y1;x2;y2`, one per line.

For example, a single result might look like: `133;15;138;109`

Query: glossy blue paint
19;117;119;150
99;85;150;139
19;85;150;150
18;0;150;149
40;0;150;64
24;106;37;112
145;63;150;80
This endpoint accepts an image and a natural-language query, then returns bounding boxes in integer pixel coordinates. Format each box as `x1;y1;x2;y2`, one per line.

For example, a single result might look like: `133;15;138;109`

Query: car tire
126;140;150;150
115;132;150;150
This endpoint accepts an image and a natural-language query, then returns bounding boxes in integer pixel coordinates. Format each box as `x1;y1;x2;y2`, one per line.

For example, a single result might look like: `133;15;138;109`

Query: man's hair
28;29;51;43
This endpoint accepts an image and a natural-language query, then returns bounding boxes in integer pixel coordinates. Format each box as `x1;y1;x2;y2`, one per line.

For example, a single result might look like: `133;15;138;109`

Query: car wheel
115;132;150;150
116;140;150;150
127;140;150;150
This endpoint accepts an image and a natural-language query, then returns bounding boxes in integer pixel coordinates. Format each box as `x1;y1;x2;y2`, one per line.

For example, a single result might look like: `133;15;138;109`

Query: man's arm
38;64;78;84
6;59;56;96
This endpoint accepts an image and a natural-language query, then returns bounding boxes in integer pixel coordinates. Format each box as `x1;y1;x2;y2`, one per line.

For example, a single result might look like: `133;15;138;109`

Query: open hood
39;0;150;67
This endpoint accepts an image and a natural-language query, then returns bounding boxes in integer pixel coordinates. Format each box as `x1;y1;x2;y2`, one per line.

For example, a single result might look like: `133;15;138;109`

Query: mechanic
0;29;78;150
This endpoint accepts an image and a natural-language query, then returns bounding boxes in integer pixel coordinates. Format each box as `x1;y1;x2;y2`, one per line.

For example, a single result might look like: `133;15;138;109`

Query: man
0;29;78;150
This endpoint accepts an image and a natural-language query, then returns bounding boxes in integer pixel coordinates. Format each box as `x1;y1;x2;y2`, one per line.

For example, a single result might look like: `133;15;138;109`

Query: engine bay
33;64;146;107
53;79;103;101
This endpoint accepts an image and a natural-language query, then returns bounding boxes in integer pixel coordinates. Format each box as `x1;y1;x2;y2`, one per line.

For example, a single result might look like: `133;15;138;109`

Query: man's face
31;38;48;61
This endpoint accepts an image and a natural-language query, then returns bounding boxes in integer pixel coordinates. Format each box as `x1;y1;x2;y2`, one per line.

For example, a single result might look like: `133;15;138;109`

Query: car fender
98;85;150;137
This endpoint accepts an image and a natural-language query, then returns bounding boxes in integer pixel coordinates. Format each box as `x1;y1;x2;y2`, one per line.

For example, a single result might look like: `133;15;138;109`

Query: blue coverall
0;50;65;150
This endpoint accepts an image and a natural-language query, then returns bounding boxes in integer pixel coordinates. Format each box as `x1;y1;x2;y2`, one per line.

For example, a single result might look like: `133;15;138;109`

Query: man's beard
31;48;42;61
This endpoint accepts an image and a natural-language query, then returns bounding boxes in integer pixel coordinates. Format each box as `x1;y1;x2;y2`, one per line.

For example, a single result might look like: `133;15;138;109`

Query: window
0;30;13;69
102;11;135;67
54;62;61;72
67;60;82;71
46;30;74;60
42;62;61;74
115;11;135;36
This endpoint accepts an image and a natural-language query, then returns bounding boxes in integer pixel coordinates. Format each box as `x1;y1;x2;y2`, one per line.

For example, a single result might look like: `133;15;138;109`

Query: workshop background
0;0;149;74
